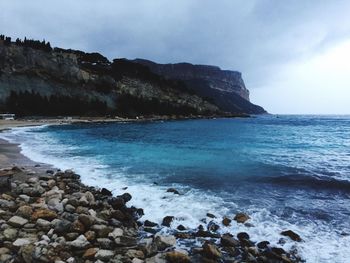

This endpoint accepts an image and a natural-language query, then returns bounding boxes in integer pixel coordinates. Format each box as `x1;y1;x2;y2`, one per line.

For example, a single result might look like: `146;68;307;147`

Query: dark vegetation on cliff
0;34;266;117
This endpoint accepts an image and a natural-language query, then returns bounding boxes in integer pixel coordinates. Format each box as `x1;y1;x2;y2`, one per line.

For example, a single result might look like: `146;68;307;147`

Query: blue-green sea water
2;115;350;262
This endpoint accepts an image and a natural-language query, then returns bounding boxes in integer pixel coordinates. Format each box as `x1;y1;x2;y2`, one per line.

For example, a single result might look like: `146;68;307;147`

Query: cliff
0;35;265;117
133;59;266;114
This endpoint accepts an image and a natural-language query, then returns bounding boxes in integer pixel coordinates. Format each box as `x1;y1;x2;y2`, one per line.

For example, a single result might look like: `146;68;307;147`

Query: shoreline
0;122;302;263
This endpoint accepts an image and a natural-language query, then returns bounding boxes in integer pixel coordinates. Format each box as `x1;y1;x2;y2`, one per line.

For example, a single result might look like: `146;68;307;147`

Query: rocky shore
0;163;304;263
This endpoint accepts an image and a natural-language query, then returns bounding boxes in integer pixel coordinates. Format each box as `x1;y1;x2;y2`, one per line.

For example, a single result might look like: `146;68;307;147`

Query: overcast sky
1;0;350;114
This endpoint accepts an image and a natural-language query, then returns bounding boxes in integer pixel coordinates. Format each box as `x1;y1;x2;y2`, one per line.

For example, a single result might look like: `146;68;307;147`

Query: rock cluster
0;169;302;263
0;170;173;262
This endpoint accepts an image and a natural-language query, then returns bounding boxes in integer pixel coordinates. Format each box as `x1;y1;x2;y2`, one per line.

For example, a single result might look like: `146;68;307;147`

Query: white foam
1;126;349;262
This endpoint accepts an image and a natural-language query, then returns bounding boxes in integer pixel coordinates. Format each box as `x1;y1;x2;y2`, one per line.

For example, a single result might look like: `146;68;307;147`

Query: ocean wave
262;174;350;192
1;123;350;262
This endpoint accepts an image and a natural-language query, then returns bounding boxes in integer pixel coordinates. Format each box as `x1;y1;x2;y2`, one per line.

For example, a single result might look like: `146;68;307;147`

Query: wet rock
207;221;220;232
8;215;28;227
257;241;270;249
195;229;220;238
32;209;57;220
108;197;125;209
233;212;250;223
221;233;239;247
161;216;174;227
166;250;190;263
237;232;250;241
280;230;302;242
206;213;216;218
118;193;132;203
154;234;176;250
166;188;180;195
100;188;112;196
202;242;222;259
16;205;33;219
95;249;115;261
177;224;186;231
175;232;193;239
144;220;158;227
271;247;287;255
70;234;90;249
222;217;231;226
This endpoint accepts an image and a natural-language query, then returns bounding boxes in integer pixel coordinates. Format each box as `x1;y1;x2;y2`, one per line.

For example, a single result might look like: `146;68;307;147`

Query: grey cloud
1;0;350;88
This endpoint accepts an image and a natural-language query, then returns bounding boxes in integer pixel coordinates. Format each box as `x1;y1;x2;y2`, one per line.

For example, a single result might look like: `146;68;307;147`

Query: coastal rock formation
133;59;267;114
0;35;265;117
0;166;302;262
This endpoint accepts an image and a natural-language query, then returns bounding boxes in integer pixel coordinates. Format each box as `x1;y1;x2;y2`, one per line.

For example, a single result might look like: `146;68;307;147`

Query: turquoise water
2;115;350;262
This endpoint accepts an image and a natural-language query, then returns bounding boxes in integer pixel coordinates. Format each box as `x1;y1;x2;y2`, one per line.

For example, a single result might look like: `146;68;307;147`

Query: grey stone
8;216;28;227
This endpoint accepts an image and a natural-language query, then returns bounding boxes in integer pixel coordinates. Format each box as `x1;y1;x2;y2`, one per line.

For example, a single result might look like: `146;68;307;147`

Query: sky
1;0;350;114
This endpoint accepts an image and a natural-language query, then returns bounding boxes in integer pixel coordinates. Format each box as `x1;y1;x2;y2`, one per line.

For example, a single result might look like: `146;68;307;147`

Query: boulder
221;234;239;247
32;209;57;220
144;220;158;227
95;249;115;261
47;198;64;212
206;213;216;218
162;216;174;227
16;205;33;219
78;214;95;228
166;251;190;263
233;213;250;223
83;247;98;259
202;242;222;259
70;234;90;249
126;249;145;259
118;193;132;202
222;217;231;226
71;219;85;233
100;188;112;196
154;235;176;251
108;228;124;239
3;228;18;240
280;230;302;242
237;232;250;241
166;188;180;195
36;218;51;229
13;238;32;247
8;215;28;227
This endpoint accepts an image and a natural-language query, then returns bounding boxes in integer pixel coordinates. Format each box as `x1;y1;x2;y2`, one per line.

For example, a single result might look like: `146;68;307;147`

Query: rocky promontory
0;35;265;117
0;165;302;263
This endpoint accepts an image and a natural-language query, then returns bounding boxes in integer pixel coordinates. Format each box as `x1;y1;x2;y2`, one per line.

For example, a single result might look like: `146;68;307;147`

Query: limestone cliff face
0;41;219;117
133;59;266;114
134;59;250;100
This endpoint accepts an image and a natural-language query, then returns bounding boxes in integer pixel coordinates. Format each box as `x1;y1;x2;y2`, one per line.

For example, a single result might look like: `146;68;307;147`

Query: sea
1;115;350;262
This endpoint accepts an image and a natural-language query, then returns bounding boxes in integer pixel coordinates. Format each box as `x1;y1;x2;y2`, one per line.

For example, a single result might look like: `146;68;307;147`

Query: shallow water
2;115;350;262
